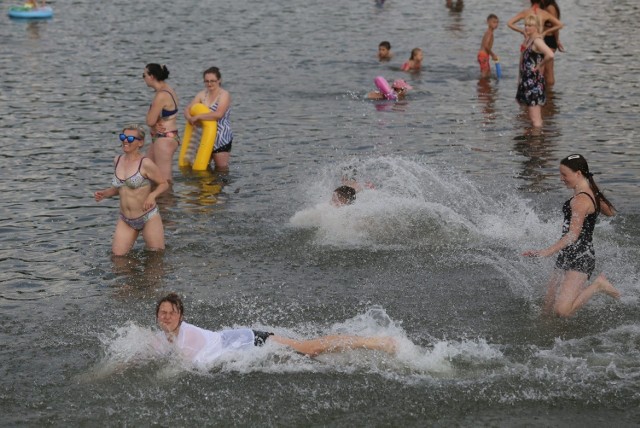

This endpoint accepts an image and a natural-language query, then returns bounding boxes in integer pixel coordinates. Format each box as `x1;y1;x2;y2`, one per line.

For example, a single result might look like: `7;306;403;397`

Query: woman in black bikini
542;0;564;86
522;154;620;317
144;63;180;183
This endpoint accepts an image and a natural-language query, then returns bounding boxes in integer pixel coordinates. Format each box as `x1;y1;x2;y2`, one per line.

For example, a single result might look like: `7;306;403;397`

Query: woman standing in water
523;154;620;318
541;0;564;86
184;67;233;171
154;293;397;366
515;14;555;128
507;0;563;45
144;64;180;183
94;124;169;256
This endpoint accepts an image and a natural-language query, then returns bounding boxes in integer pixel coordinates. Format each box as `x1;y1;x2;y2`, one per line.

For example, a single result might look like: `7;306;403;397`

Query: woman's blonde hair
524;14;542;34
121;123;146;142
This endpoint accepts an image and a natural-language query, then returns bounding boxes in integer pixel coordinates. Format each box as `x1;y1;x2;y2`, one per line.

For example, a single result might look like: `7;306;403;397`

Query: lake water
2;0;640;425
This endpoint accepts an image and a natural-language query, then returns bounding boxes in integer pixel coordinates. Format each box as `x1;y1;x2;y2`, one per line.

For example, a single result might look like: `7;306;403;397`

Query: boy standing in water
478;14;499;79
378;41;393;62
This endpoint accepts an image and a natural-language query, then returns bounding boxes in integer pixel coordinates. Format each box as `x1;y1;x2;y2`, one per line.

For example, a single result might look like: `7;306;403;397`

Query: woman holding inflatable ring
184;67;233;171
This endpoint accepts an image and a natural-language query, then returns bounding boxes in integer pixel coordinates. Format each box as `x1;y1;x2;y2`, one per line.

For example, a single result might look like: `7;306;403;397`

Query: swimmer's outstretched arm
270;335;397;357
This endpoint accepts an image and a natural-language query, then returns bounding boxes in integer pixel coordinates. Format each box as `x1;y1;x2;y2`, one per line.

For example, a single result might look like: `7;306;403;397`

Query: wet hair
145;63;170;81
530;0;543;5
560;154;614;213
487;14;498;21
333;186;357;205
203;66;221;80
379;41;391;50
542;0;560;19
121;123;146;142
156;292;184;319
409;47;422;60
524;14;542;33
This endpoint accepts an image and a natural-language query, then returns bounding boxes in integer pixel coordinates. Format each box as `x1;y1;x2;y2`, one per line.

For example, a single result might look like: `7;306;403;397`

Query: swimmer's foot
594;273;621;299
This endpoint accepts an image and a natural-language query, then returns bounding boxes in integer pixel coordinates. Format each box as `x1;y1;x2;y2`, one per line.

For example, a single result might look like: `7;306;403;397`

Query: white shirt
162;322;255;367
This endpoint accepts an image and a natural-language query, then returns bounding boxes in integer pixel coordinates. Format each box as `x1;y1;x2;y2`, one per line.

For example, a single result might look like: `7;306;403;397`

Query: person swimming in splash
367;79;413;101
153;293;397;367
331;185;357;207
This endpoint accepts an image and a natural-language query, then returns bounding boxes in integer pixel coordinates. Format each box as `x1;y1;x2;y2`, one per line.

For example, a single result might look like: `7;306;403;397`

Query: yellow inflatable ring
178;103;218;171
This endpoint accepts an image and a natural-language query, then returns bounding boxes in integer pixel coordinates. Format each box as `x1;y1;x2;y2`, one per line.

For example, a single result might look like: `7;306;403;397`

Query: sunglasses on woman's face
119;134;142;144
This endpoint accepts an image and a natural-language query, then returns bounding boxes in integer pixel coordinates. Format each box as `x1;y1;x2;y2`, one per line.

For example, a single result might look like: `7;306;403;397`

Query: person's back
172;322;255;366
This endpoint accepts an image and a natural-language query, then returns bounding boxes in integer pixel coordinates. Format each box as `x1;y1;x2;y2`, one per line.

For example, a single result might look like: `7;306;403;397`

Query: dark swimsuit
516;39;546;107
555;192;598;278
159;90;178;118
252;330;274;346
151;90;180;144
544;18;558;50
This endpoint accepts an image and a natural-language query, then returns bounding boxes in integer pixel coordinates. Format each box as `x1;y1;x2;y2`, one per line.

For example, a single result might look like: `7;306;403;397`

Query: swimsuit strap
575;191;597;211
137;157;146;173
114;155;122;168
159;90;178;110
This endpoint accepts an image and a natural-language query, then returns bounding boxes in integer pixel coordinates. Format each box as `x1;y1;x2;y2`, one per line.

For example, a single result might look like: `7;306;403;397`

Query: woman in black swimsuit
522;154;620;318
542;0;565;86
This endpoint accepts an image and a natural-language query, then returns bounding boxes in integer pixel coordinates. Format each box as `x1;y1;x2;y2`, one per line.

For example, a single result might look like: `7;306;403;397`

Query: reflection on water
476;78;497;126
513;133;556;193
27;22;44;40
110;251;167;299
177;167;229;208
445;0;464;13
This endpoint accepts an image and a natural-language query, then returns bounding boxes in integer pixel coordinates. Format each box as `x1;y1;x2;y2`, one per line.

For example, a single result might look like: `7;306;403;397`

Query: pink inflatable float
373;76;397;101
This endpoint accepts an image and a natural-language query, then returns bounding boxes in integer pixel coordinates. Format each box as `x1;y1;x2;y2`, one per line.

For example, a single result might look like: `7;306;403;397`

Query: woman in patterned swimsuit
184;66;233;171
523;154;620;318
94;124;169;256
515;14;555;128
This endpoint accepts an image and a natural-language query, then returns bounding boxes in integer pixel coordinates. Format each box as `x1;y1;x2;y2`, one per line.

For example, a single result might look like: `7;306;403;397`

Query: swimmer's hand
558;41;565;53
522;250;541;257
364;181;375;189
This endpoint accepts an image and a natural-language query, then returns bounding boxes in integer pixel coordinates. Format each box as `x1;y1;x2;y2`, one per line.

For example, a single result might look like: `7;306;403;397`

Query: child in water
24;0;45;8
478;14;500;79
401;48;423;72
378;41;393;62
367;79;412;101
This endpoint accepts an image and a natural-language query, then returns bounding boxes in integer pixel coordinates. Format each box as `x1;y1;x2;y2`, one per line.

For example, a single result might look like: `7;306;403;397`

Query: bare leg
544;58;555;87
569;273;621;312
141;214;165;251
212;152;230;172
112;219;139;256
528;105;543;128
270;335;397;357
542;270;563;316
553;271;621;318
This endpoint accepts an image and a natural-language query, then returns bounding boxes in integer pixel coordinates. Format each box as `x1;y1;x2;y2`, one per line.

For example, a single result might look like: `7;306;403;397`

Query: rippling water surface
1;0;640;425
